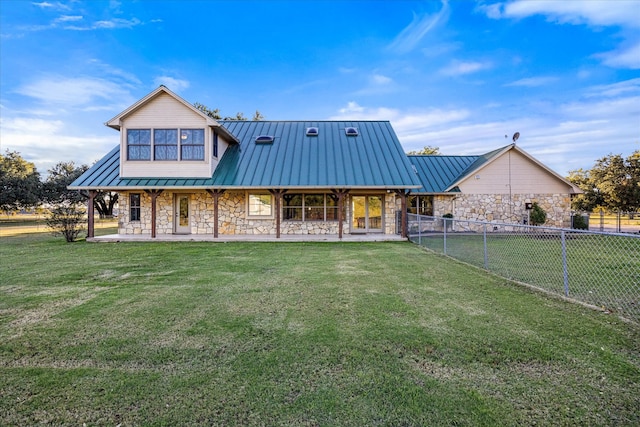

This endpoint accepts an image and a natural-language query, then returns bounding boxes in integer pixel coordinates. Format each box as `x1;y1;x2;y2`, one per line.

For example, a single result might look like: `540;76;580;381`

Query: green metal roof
408;145;510;193
70;121;421;190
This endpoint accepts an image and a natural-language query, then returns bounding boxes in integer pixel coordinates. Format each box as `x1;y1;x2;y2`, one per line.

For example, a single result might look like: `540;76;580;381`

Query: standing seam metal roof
69;120;422;190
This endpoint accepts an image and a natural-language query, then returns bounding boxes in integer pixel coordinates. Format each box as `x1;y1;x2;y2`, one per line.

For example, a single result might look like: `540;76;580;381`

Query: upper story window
154;129;178;160
180;129;205;160
127;128;205;161
127;129;151;160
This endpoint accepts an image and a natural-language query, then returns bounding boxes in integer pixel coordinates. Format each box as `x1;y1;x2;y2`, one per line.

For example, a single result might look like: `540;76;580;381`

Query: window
283;194;303;220
282;193;346;221
248;194;272;216
180;129;205;160
127;129;151;160
213;130;218;158
130;193;141;221
407;195;433;216
154;129;178;160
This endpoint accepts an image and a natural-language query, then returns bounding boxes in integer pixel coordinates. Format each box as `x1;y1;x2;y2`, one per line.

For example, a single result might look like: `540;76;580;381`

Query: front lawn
1;234;638;425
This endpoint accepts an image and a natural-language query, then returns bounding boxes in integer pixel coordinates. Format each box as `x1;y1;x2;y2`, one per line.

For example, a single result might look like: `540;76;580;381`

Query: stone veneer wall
432;193;572;228
117;191;399;235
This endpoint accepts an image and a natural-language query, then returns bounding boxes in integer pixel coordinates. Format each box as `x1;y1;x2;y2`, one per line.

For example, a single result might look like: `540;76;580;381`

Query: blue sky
1;0;639;177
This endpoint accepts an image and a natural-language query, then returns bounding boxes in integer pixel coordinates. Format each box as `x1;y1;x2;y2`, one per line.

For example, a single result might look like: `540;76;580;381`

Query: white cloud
16;76;134;109
483;0;640;28
387;0;450;54
153;76;190;92
597;41;640;69
440;60;492;76
371;74;393;85
32;2;71;11
504;76;558;87
480;1;640;70
0;116;117;174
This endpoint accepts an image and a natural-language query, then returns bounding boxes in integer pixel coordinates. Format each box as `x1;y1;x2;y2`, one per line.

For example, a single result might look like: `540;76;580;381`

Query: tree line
567;150;640;213
0;150;117;217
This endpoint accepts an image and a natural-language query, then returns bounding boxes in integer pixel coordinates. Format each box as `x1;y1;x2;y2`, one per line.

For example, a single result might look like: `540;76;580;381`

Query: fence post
443;219;447;255
483;223;488;269
561;230;569;296
418;213;422;246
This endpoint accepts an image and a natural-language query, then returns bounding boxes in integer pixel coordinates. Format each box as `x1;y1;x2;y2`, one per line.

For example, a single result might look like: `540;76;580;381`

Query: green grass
416;232;640;321
1;233;639;426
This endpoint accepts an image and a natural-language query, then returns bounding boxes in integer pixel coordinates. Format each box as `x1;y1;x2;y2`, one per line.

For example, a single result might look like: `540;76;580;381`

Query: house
70;86;581;240
407;145;582;228
69;86;422;239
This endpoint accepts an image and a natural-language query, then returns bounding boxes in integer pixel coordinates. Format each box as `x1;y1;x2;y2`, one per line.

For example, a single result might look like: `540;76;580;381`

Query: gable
122;92;208;129
457;149;576;194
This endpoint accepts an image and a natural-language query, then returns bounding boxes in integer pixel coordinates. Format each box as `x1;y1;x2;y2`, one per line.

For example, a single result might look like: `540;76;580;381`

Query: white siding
458;150;572;194
120;93;213;178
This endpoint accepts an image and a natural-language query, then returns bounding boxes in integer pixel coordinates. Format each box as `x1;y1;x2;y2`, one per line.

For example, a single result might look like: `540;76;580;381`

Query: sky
1;0;639;178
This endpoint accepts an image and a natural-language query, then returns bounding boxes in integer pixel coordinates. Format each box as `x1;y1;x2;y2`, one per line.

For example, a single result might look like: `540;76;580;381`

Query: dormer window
255;135;275;144
345;127;358;137
306;127;319;136
127;128;204;161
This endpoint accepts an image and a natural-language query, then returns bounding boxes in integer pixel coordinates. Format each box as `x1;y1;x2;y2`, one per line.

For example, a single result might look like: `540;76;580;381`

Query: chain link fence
404;214;640;322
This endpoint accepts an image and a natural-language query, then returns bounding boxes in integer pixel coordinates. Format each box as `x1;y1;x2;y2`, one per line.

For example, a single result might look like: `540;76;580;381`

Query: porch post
145;189;164;239
394;189;409;238
206;189;225;238
87;190;97;238
332;189;350;239
269;189;286;238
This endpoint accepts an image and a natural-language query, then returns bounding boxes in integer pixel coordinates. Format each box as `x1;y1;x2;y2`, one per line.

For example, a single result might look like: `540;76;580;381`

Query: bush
529;202;547;226
46;204;86;242
572;214;589;230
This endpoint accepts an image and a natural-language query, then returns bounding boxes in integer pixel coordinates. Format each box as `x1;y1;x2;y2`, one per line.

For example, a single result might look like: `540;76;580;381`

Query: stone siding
117;191;398;236
433;193;572;228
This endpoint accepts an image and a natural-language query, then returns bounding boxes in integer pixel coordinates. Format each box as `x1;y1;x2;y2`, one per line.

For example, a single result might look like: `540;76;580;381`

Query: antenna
512;132;520;143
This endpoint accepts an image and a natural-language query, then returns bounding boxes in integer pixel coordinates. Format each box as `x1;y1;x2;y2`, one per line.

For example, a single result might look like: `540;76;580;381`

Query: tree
42;161;88;205
93;191;119;218
46;203;86;242
590;152;640;212
529;202;547;226
407;146;441;155
194;102;264;121
567;168;603;211
568;150;640;213
0;150;41;212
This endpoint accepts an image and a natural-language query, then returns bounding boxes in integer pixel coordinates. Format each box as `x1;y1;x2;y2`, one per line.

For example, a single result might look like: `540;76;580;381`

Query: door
175;194;191;234
351;195;383;233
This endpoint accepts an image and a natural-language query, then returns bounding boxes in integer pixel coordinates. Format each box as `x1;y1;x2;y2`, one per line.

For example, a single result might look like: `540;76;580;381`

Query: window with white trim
248;194;272;216
126;128;205;161
127;129;151;160
130;193;141;221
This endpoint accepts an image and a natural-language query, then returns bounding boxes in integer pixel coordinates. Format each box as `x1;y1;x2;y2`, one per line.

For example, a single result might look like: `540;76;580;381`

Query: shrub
572;214;589;230
529;202;547;226
46;204;86;242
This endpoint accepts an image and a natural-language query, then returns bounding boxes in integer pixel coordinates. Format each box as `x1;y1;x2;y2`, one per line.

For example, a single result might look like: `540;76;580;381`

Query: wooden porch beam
87;190;97;238
393;189;410;238
331;189;350;239
268;189;287;238
144;190;164;238
206;189;225;238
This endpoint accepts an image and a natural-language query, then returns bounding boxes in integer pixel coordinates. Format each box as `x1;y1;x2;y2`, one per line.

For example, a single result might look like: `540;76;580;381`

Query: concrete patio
88;233;407;243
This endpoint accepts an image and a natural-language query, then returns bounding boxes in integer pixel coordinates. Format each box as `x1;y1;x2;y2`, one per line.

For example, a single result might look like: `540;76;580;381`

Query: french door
351;195;383;233
174;194;191;234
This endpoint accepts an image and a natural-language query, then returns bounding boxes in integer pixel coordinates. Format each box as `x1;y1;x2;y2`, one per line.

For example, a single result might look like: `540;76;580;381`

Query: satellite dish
512;132;520;143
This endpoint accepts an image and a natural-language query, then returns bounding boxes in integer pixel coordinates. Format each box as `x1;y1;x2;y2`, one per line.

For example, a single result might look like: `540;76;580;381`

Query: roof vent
255;135;275;144
345;127;358;136
306;127;319;136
